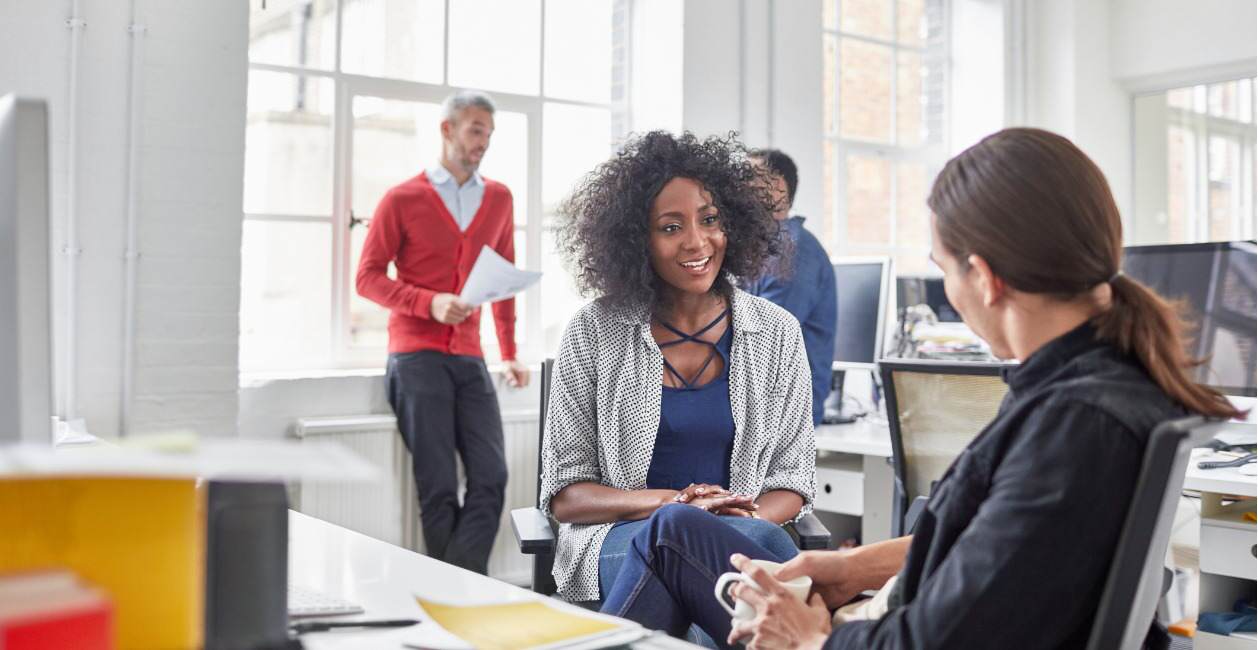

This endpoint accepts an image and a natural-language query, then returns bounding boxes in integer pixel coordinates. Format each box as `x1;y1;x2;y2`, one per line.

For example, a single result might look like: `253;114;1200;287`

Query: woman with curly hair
537;131;818;622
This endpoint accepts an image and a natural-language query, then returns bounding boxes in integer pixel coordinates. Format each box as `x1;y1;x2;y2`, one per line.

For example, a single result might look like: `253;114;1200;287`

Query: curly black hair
556;130;790;313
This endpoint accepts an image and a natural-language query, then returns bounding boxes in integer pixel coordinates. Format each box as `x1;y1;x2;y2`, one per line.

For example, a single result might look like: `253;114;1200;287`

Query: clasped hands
671;483;759;518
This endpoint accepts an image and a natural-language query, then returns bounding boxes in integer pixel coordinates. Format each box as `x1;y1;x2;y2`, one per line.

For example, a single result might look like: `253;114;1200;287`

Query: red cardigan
355;172;517;360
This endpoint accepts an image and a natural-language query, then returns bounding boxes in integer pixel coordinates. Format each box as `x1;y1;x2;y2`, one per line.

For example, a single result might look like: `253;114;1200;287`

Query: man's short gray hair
442;90;496;123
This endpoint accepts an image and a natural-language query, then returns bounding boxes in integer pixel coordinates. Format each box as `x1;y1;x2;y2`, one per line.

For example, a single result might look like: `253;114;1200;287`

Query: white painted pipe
120;1;146;437
62;0;84;421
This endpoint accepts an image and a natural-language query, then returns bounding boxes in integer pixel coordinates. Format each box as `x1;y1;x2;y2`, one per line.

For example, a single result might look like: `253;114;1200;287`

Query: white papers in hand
458;245;541;307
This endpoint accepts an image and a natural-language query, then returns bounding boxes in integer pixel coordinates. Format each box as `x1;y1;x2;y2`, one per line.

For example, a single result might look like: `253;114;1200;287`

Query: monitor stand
821;369;858;425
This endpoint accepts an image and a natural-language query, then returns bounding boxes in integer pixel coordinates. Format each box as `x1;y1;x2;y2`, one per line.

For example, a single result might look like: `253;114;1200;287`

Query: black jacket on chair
827;323;1184;649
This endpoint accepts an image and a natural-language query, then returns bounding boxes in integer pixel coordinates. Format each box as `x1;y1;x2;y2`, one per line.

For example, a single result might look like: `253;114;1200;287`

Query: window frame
242;0;625;372
822;0;951;272
1157;78;1257;243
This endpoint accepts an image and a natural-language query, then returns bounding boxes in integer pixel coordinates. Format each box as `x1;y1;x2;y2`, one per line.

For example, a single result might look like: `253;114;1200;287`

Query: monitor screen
1123;241;1257;397
897;276;960;322
0;95;53;444
833;261;887;366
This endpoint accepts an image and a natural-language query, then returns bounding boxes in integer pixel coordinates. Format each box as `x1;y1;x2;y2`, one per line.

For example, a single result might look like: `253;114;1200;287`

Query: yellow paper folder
0;477;204;650
416;597;630;650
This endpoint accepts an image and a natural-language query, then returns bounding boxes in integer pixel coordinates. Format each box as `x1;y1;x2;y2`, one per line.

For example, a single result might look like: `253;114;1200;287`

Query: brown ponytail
929;128;1242;420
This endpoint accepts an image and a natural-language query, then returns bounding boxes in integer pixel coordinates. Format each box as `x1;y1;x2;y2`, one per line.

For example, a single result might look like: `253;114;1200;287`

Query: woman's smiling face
647;177;728;298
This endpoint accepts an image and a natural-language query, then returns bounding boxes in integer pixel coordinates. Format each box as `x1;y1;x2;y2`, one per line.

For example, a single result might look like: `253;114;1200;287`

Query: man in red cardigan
356;90;529;574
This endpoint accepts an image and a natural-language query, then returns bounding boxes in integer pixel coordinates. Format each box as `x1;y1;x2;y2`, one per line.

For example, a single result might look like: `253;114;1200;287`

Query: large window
241;0;625;372
822;0;948;275
1132;77;1257;246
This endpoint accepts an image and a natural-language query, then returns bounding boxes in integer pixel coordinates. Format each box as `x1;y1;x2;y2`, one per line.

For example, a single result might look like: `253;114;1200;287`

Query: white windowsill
239;367;385;388
239;360;529;389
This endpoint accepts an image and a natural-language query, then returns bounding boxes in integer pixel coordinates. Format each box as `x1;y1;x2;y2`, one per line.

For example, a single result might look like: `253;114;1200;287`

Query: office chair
511;359;831;599
878;359;1011;535
1086;416;1225;650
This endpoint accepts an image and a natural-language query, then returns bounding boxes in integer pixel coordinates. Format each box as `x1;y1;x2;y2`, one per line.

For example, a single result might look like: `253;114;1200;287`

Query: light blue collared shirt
426;164;485;232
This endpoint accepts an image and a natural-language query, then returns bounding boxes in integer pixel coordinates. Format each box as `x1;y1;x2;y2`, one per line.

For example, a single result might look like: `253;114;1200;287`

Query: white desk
815;419;893;457
289;511;698;649
813;420;895;544
1183;449;1256;650
1184;451;1257;499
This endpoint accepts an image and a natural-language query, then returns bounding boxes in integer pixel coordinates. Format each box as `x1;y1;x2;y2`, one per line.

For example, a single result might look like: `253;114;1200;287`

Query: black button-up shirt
828;323;1184;649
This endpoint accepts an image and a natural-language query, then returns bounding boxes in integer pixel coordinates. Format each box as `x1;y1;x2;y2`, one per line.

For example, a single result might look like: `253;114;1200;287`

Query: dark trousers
600;505;786;649
386;351;507;574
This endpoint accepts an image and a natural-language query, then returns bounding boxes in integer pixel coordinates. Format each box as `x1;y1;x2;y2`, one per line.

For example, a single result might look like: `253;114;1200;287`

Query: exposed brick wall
0;0;247;438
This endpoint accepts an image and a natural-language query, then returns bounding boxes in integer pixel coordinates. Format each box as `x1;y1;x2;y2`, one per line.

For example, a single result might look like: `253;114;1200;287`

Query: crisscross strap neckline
656;307;731;390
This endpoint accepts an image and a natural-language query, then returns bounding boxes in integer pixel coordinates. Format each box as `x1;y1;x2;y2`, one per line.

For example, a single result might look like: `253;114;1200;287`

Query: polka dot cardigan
539;289;817;601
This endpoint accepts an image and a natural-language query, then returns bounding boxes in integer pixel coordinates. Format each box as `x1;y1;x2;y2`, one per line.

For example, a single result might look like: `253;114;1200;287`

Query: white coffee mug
713;559;812;621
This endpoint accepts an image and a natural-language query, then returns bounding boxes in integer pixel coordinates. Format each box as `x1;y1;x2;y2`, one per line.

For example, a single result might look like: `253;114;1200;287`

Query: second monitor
823;257;892;423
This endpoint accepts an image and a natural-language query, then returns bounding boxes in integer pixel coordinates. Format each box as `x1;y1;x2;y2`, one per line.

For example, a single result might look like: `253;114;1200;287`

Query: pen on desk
289;619;421;634
1197;452;1257;470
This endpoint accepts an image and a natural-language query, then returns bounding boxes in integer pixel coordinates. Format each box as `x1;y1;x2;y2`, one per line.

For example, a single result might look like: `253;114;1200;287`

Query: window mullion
834;24;844;252
526;101;544;361
331;76;352;363
539;0;547;97
334;0;343;73
442;0;451;85
889;2;899;247
1196;112;1209;241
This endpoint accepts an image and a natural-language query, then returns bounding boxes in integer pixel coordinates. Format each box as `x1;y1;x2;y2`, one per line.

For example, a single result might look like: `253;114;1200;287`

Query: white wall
1020;0;1131;218
1017;0;1256;228
680;0;825;233
0;0;247;439
1111;0;1257;90
950;0;1006;153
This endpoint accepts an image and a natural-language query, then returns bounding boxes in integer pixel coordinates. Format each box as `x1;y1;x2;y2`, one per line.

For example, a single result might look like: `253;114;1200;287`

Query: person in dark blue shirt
746;149;837;426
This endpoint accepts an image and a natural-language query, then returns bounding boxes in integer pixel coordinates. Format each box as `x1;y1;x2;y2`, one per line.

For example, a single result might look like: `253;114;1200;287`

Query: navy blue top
747;216;836;425
644;317;736;491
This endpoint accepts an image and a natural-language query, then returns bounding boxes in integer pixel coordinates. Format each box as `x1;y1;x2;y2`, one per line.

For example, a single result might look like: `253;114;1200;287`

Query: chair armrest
510;507;555;555
789;512;831;550
903;496;929;536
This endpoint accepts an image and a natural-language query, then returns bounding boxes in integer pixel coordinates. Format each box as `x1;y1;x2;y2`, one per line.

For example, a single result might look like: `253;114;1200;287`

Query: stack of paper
459;246;542;307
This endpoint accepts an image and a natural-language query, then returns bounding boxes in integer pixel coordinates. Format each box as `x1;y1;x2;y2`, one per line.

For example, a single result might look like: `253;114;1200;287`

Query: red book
0;571;113;650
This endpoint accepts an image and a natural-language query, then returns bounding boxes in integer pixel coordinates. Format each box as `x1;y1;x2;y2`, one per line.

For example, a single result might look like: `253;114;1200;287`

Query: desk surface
1183;448;1257;497
815;420;1257;497
288;511;697;649
815;419;893;457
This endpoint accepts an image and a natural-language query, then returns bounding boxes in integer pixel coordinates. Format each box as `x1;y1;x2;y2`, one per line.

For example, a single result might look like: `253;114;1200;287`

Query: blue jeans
598;505;798;649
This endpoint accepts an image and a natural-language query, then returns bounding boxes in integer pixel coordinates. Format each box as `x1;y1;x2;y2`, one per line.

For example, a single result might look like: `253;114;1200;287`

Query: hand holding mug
719;554;831;650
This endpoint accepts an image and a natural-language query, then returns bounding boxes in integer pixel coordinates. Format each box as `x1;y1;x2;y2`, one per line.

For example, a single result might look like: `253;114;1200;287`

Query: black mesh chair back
879;359;1010;535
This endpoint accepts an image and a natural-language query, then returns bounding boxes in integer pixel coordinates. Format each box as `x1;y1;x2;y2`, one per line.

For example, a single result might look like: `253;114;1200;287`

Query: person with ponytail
596;127;1242;650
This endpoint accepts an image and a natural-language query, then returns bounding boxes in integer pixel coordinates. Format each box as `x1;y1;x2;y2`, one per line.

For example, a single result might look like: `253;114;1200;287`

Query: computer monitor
1122;241;1257;397
896;275;960;322
0;95;53;444
831;257;892;370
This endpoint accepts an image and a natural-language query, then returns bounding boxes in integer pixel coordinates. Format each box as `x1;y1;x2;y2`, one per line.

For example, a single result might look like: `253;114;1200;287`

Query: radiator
491;410;541;585
291;415;417;550
291;411;539;586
